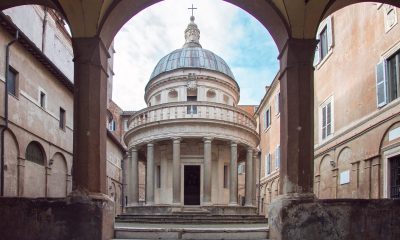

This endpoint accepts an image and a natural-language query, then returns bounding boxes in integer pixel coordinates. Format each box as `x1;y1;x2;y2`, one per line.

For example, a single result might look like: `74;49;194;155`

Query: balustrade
128;102;257;131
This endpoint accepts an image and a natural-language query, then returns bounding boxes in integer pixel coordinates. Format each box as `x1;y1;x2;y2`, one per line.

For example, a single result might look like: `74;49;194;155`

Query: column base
228;202;239;206
202;201;213;206
126;202;139;207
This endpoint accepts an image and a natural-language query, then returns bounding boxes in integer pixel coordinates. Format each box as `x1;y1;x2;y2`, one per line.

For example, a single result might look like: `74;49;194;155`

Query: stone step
116;215;268;224
114;225;269;240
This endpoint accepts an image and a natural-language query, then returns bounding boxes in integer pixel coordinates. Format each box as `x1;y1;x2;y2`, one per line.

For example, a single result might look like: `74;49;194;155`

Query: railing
128;102;257;131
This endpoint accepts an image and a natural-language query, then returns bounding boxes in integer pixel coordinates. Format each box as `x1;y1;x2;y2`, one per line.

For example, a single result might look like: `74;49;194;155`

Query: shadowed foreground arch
0;0;400;239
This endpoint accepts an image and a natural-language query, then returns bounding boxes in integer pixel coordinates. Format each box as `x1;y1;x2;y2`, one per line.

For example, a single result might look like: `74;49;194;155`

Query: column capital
230;141;238;147
147;142;154;147
129;146;138;153
203;137;213;143
172;137;182;143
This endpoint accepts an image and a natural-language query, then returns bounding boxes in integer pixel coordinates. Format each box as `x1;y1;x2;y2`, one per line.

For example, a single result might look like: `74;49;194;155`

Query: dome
149;47;235;80
149;16;235;81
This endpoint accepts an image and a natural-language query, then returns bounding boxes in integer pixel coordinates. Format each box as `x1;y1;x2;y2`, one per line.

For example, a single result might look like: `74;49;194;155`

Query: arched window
25;142;45;165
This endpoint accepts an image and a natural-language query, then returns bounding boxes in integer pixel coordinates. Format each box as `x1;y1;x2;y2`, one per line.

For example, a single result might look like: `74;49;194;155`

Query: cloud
112;0;279;110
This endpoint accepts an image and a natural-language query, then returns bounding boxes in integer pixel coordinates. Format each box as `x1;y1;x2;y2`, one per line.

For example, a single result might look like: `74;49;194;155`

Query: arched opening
3;129;20;197
24;141;46;197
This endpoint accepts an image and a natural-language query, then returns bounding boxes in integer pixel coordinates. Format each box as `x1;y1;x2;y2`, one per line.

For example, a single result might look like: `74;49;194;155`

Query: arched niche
319;154;334;199
48;152;68;197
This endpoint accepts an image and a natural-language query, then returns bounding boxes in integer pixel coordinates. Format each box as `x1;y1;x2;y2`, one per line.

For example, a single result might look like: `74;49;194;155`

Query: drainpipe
42;7;48;52
0;30;19;196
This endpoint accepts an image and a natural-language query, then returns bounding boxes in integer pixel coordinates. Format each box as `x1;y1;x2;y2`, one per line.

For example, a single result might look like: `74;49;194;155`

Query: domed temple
124;16;259;214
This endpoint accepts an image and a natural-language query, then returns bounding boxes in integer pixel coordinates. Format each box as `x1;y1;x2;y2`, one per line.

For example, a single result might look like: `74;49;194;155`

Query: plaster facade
0;5;125;215
256;3;400;217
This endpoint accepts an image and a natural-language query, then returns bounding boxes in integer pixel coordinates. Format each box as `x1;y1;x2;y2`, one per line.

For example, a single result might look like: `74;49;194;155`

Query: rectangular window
319;27;329;60
59;108;66;130
157;165;161;188
321;100;333;140
275;145;280;169
123;119;128;131
40;91;46;108
265;154;271;176
315;16;333;65
238;163;245;174
387;52;400;102
223;165;228;188
264;107;271;130
7;67;18;96
108;120;116;131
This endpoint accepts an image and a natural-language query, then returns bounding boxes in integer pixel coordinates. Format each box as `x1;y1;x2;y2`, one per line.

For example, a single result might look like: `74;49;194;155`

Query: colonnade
126;138;257;207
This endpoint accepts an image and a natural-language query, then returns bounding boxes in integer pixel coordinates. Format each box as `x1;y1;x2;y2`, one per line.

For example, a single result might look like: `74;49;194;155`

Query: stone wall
269;197;400;240
0;197;114;240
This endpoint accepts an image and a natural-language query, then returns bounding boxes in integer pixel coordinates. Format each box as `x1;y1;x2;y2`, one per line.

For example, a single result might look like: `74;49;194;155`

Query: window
321;100;333;140
157;165;161;188
376;51;400;107
223;165;228;188
275;92;280;115
275;145;280;169
384;5;398;32
187;91;198;114
319;27;329;60
123;119;128;131
264;106;271;130
390;156;400;199
238;163;245;174
25;141;45;165
265;153;271;176
314;16;333;65
7;67;18;96
59;108;66;130
108;119;116;131
39;90;46;108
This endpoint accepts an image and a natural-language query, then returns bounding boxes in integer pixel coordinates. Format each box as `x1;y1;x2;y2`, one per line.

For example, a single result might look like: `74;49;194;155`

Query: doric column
203;137;213;205
229;141;238;205
128;147;139;206
278;39;317;195
172;138;181;205
252;150;258;206
72;37;109;194
245;148;253;206
146;143;155;205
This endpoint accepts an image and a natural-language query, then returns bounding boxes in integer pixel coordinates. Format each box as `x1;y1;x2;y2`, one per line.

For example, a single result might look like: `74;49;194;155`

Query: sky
112;0;279;111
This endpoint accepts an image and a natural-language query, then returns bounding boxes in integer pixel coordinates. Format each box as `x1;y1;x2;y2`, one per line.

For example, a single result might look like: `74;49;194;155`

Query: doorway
184;165;201;205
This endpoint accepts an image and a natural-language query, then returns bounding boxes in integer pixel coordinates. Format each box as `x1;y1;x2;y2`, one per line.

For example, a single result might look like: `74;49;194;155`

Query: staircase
114;211;269;239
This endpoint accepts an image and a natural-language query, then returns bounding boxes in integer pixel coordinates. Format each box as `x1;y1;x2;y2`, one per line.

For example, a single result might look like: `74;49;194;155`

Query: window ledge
316;49;333;70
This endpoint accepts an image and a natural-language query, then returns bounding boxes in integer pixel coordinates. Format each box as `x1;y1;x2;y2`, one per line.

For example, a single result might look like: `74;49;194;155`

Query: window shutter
275;93;280;114
264;110;267;129
376;60;388;107
327;17;334;50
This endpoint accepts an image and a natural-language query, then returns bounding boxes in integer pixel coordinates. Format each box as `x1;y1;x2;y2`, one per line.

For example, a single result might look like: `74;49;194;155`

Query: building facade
124;16;259;211
313;3;400;200
254;74;281;215
0;5;126;214
256;2;400;216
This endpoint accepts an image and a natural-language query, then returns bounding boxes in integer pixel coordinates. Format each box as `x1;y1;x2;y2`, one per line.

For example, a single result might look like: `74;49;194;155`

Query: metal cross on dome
188;4;197;17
